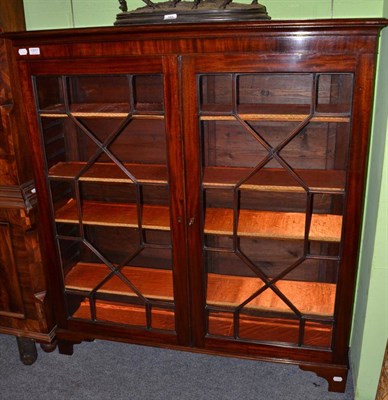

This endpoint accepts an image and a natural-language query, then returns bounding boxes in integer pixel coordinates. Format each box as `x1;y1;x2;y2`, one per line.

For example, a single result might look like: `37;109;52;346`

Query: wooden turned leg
299;364;348;392
57;339;74;356
40;339;58;353
16;337;38;365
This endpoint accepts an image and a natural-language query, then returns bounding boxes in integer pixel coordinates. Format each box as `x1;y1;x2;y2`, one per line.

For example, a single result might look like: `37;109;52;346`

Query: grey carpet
0;333;354;399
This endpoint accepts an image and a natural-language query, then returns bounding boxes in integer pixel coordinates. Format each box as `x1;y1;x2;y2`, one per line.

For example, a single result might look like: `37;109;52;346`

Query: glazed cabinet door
21;57;190;345
182;53;361;358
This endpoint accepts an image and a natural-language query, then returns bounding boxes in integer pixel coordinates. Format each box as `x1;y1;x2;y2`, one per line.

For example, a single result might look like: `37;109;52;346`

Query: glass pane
133;75;164;113
199;71;352;349
238;73;313;106
200;74;233;113
70;75;129;100
35;76;65;112
35;73;174;332
68;75;131;114
316;74;353;114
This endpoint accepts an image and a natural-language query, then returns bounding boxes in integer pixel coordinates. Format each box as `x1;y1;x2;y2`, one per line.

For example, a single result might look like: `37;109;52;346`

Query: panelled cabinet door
25;57;190;344
0;221;25;318
182;53;359;355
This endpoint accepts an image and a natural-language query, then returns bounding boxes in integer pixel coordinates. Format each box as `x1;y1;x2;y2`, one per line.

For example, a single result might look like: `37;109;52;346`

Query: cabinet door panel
183;55;354;350
0;222;25;318
30;58;187;338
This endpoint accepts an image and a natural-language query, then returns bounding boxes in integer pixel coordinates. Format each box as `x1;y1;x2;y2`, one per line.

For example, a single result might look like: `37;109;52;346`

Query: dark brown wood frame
4;18;388;391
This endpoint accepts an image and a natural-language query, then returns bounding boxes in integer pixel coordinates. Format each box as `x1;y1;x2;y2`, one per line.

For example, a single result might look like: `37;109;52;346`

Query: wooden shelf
205;208;342;242
207;312;332;347
203;167;345;192
71;299;332;346
55;199;342;242
48;162;345;193
201;115;349;123
39;103;164;118
55;199;170;230
65;262;336;317
206;271;335;316
201;103;310;115
49;162;168;184
66;263;174;301
73;299;176;331
38;103;350;122
200;104;350;123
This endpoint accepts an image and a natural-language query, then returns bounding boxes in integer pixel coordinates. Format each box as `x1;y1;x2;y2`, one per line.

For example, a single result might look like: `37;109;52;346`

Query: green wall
350;1;388;398
22;0;385;28
21;1;388;399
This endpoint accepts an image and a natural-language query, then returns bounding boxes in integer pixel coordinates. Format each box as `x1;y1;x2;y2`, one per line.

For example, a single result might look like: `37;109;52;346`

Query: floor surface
0;334;354;400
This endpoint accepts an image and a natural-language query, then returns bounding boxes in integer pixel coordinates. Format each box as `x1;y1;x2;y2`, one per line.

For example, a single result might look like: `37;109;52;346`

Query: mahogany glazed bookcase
4;18;388;392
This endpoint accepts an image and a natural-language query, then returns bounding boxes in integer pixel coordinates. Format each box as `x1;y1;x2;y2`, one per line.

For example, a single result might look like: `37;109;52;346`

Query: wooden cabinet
0;0;55;364
5;19;387;390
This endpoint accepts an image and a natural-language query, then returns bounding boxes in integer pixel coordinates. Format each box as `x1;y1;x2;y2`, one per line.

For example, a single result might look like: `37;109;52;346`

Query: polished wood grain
201;114;350;123
204;208;342;242
65;263;174;301
40;112;164;119
0;0;25;33
55;199;171;230
65;262;335;317
49;162;168;184
203;167;345;192
38;102;164;117
0;208;54;341
0;221;24;317
5;20;387;61
73;299;176;331
40;103;350;122
72;299;332;347
208;313;332;347
54;198;342;241
49;161;345;192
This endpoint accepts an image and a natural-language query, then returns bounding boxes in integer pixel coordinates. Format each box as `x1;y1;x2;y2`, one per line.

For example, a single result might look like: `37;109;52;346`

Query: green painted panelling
264;0;332;19
23;0;73;29
350;2;388;397
355;268;388;399
333;0;383;17
72;0;120;27
126;0;150;11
